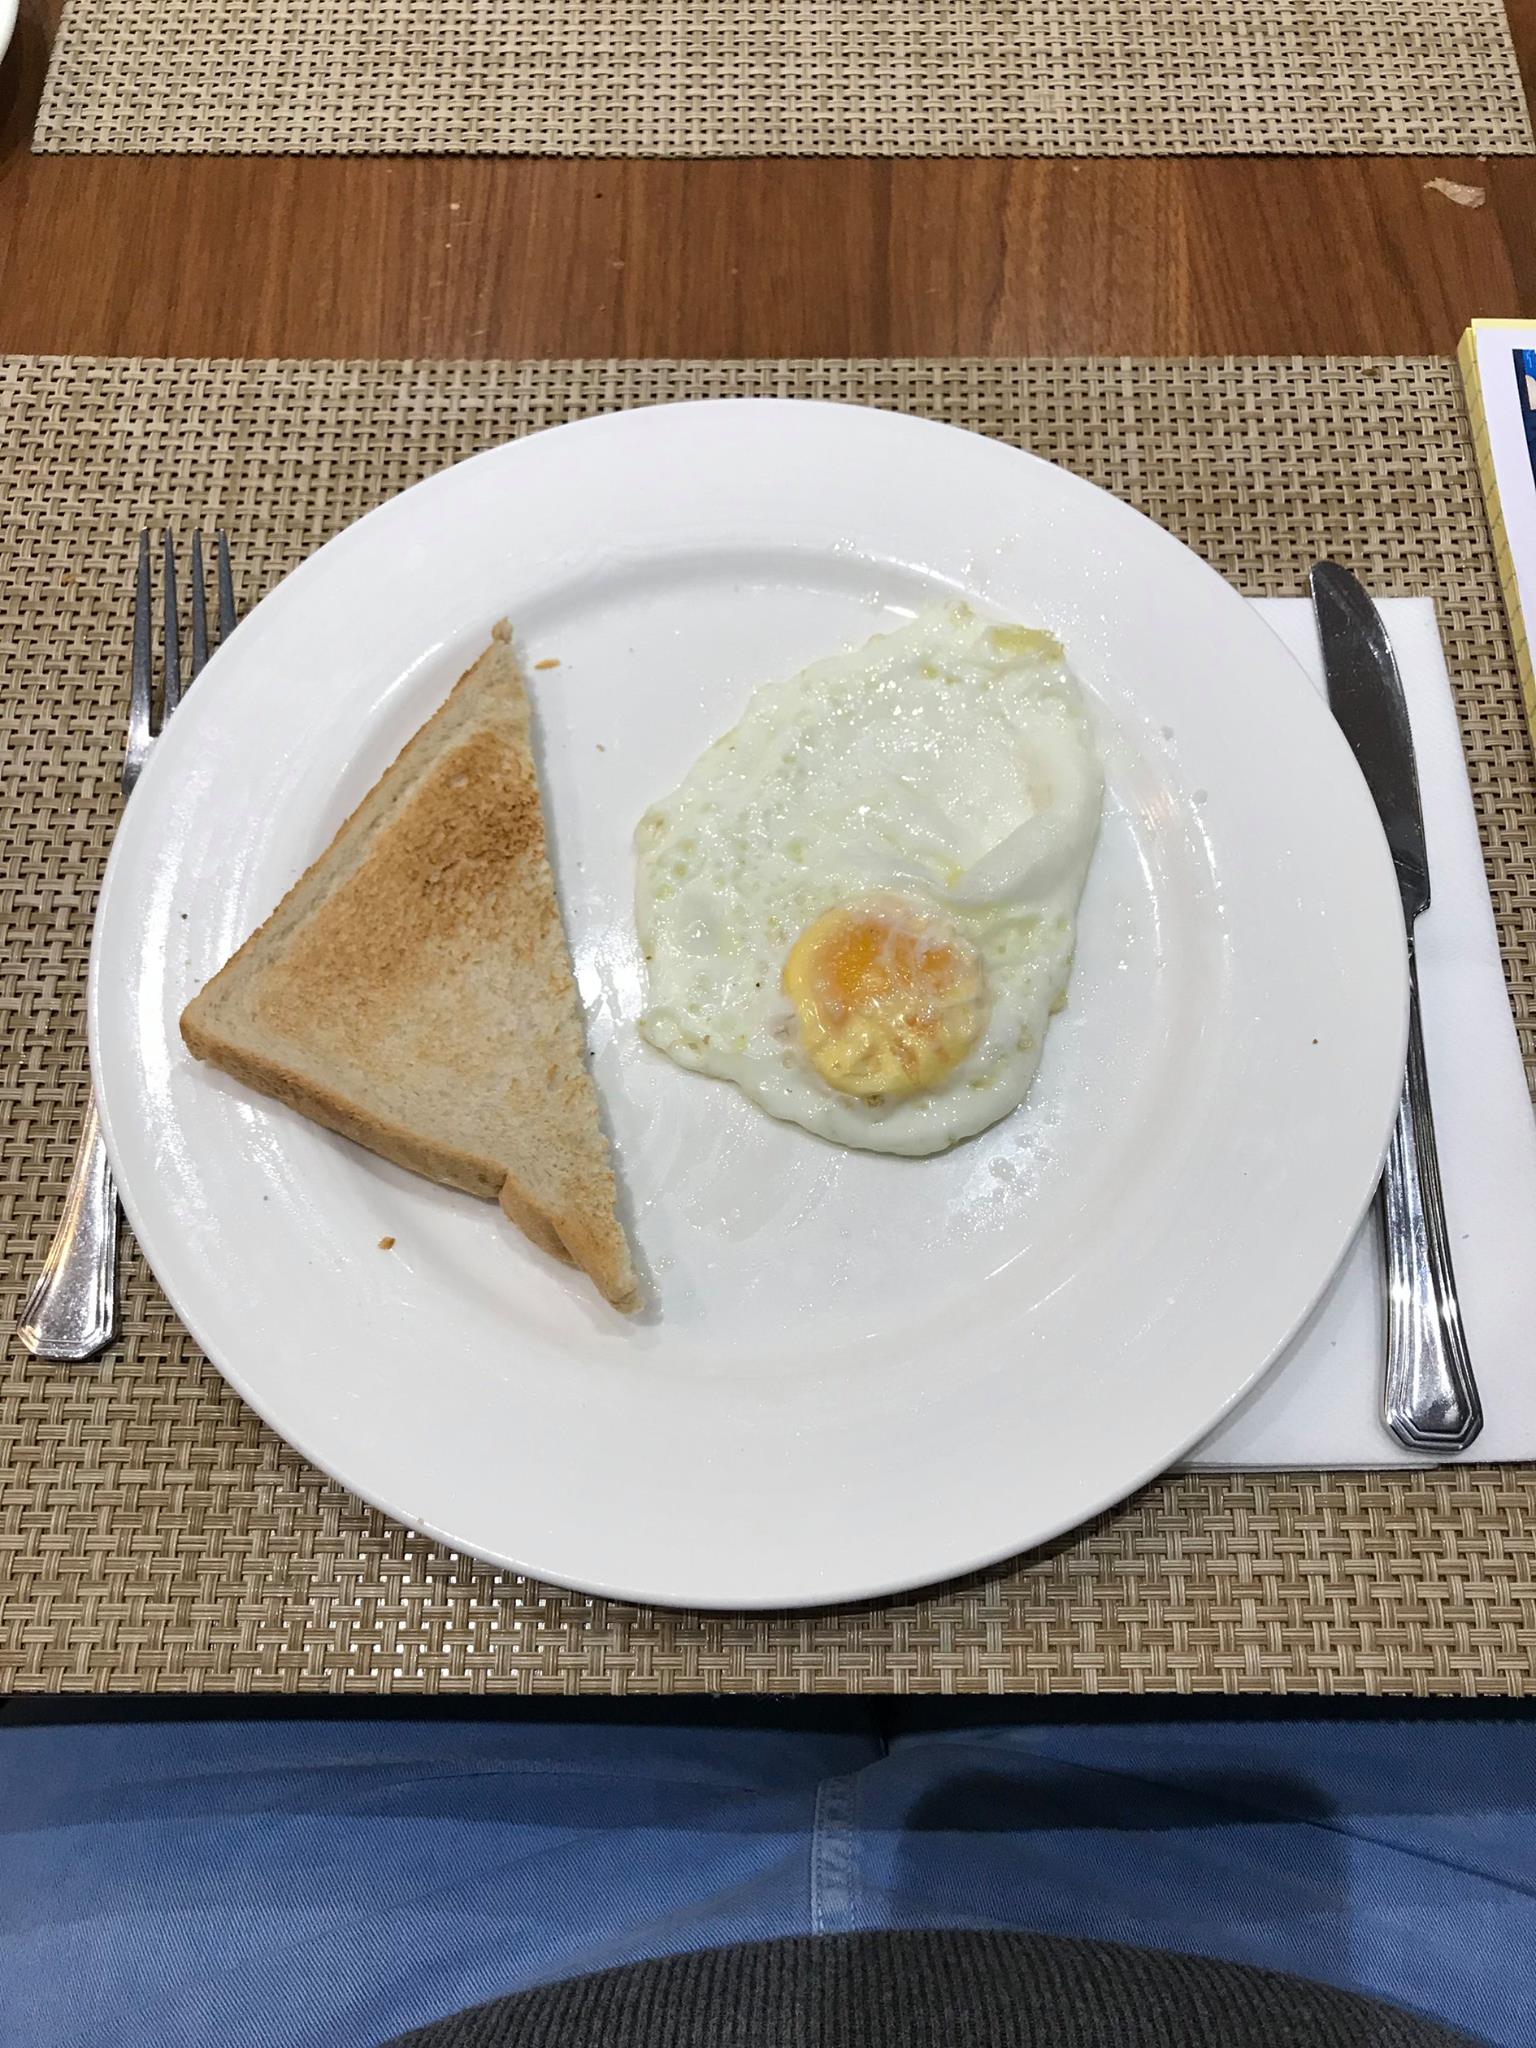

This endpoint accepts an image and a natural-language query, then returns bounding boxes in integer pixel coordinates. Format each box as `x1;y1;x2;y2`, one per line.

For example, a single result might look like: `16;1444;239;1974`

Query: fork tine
215;530;237;642
125;532;153;797
161;531;182;723
189;530;210;681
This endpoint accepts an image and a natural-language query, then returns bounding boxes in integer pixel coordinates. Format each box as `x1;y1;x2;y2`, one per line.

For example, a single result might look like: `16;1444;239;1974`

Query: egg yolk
783;905;989;1099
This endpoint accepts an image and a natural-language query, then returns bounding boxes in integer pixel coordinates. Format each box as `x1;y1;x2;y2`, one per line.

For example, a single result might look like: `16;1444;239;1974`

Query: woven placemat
3;355;1535;1695
32;0;1534;157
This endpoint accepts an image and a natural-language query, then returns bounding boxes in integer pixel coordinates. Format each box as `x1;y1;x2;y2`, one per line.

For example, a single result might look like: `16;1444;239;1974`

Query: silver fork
19;531;238;1363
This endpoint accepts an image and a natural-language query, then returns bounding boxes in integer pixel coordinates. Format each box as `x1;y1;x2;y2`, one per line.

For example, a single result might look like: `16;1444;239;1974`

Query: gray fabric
386;1930;1480;2047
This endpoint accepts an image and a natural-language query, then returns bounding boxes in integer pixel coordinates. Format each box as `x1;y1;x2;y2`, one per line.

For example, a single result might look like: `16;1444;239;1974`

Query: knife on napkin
1309;562;1483;1453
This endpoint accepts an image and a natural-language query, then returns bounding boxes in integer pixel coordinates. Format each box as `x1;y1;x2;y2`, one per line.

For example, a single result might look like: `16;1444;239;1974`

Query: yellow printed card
1459;320;1536;754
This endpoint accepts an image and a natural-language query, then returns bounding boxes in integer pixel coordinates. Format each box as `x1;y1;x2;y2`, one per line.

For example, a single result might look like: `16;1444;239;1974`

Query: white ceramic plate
0;0;19;67
92;401;1407;1610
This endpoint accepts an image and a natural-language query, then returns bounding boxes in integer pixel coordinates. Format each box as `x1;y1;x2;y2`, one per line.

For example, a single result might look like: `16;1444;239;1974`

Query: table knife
1309;562;1482;1453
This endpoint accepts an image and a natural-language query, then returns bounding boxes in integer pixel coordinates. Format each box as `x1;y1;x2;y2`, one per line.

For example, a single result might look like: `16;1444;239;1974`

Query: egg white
633;602;1104;1156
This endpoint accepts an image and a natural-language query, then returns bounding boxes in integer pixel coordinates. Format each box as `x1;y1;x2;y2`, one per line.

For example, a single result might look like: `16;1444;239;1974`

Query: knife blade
1309;560;1429;923
1307;561;1482;1454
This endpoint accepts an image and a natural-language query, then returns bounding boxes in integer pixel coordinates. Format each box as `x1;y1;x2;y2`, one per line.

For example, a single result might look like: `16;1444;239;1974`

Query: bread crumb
534;658;560;670
1424;178;1485;208
378;1235;395;1250
596;743;606;752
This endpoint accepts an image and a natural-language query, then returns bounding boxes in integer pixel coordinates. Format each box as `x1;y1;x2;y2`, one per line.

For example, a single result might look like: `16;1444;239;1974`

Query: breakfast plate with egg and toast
92;399;1407;1609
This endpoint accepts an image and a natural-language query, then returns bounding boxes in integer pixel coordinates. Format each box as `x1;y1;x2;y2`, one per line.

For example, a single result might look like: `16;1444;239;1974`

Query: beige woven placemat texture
3;355;1535;1696
32;0;1534;156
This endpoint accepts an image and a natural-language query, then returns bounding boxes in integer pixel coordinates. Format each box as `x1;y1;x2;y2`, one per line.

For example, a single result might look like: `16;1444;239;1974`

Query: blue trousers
1;1702;1531;2047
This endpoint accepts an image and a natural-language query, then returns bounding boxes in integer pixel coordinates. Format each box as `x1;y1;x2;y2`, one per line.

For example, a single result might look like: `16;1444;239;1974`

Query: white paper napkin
1188;598;1536;1470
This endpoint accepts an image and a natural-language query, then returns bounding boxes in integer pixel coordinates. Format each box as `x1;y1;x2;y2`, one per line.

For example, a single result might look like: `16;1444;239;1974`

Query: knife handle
1380;944;1482;1453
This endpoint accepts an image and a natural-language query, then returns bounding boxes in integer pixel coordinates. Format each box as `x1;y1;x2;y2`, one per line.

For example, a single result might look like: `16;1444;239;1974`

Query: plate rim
89;397;1410;1609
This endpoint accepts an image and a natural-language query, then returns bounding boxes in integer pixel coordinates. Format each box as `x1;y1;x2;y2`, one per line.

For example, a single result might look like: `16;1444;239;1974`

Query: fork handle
19;1091;118;1363
1380;945;1482;1453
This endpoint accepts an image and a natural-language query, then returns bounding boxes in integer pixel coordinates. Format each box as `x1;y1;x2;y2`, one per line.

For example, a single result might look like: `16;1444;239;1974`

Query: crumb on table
534;657;560;671
378;1235;396;1251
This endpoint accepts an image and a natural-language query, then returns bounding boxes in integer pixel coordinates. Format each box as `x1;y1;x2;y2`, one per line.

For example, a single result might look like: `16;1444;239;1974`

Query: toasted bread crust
180;624;640;1312
179;1011;509;1200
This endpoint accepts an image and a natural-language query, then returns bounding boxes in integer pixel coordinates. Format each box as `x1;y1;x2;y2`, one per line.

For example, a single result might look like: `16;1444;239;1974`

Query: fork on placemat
19;531;239;1363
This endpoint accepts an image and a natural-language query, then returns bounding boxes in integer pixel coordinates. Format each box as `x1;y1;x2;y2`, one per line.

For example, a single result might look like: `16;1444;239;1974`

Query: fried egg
633;602;1103;1155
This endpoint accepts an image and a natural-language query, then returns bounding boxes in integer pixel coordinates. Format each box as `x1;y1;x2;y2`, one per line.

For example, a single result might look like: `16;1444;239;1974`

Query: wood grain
0;0;1531;361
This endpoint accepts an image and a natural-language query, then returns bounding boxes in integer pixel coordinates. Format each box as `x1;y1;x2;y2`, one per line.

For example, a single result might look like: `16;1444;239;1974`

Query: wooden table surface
1;0;1533;363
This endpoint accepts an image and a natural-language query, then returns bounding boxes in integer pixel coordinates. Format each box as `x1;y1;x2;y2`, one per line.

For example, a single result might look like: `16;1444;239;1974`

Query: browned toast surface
180;625;640;1311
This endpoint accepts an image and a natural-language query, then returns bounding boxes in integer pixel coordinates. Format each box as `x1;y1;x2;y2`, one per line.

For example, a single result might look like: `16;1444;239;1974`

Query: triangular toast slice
181;624;640;1311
